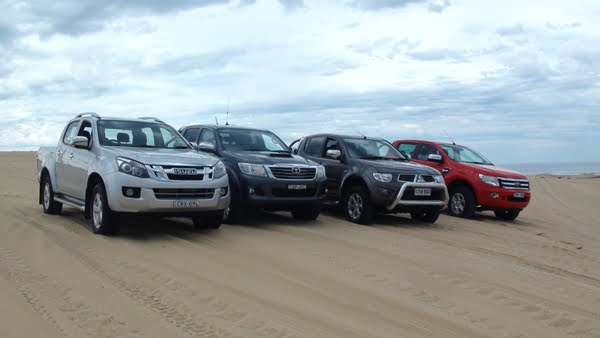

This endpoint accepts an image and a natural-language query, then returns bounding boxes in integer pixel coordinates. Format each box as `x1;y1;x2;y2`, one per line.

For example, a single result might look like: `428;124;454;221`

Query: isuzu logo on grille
173;168;198;175
292;166;301;174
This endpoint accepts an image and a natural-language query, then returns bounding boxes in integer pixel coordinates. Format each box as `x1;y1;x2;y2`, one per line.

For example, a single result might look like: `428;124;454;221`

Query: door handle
56;150;62;156
68;152;74;159
442;167;451;175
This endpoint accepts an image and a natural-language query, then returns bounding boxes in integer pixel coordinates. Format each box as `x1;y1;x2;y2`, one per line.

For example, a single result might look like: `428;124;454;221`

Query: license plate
288;184;307;190
414;188;431;196
514;192;525;198
173;168;198;175
173;200;202;208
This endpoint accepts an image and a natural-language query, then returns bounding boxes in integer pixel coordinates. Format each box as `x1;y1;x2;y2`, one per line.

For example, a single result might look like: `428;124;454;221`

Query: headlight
116;157;149;178
433;174;445;183
213;161;227;179
316;165;326;178
479;174;499;186
373;173;393;183
238;163;267;177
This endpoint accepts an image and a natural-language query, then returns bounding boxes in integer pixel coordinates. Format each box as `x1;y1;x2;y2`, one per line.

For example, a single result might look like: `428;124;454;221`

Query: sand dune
1;152;599;337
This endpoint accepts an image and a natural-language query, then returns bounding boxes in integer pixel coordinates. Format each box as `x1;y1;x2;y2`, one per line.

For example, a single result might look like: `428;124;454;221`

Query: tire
291;206;320;220
494;209;520;221
223;202;248;224
343;186;375;225
410;208;441;223
193;211;224;229
41;175;62;215
448;185;476;218
89;183;119;235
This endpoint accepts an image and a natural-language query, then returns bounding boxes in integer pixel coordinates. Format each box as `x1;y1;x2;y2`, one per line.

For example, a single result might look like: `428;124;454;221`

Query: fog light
121;187;141;198
490;192;499;199
248;187;255;195
126;188;134;197
220;187;228;196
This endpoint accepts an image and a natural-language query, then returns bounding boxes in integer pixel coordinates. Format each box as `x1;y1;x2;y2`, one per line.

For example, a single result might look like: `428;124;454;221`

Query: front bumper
477;186;531;210
239;175;327;208
104;172;230;213
385;182;449;211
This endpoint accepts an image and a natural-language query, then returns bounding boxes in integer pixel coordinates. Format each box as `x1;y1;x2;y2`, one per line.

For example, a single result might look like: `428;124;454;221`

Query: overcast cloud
0;0;599;163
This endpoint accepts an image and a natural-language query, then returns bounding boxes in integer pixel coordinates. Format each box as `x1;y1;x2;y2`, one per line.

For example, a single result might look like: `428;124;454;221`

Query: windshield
97;120;190;149
218;128;290;152
343;138;406;160
440;144;493;165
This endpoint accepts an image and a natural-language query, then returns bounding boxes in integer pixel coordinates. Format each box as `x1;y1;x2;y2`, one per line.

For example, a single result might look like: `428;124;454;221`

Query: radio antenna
215;116;219;125
443;129;456;145
225;97;230;126
354;130;367;139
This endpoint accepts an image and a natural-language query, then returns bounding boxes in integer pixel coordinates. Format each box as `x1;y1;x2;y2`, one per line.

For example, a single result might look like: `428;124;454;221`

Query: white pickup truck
36;113;230;235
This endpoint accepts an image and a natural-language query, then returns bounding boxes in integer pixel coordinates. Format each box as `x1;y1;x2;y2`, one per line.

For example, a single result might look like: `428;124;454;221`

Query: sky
0;0;599;164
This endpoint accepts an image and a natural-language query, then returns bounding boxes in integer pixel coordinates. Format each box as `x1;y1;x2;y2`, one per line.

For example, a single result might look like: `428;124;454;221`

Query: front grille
166;174;205;181
398;174;435;182
498;177;530;190
269;167;316;180
401;188;445;201
272;188;317;197
153;188;215;200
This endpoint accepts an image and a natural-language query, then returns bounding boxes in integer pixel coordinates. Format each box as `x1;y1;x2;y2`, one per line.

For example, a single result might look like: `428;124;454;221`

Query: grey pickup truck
36;113;230;235
293;134;448;224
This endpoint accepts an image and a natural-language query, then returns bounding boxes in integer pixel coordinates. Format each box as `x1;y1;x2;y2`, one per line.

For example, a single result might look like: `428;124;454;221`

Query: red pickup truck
392;140;531;221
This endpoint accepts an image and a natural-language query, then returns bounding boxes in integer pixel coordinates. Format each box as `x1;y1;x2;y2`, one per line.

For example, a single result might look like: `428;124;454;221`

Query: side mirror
326;149;341;160
427;154;443;163
71;136;89;149
198;142;215;153
190;142;198;150
405;153;412;161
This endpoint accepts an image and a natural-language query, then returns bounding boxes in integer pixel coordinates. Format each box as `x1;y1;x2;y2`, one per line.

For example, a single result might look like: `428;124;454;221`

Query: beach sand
1;151;599;337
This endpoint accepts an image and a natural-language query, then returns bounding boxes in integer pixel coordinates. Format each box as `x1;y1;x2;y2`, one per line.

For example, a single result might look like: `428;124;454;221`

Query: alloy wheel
451;193;465;215
92;193;103;229
347;193;363;220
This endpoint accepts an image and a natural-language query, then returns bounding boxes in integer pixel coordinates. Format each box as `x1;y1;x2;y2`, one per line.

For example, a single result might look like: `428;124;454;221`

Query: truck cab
294;134;448;224
179;125;327;222
393;139;531;220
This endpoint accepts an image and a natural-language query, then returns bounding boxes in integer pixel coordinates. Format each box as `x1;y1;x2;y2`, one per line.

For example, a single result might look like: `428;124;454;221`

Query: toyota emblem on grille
292;166;301;174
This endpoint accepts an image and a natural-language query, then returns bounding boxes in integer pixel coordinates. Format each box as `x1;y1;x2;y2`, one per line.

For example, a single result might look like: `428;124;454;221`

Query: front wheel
344;186;375;225
193;211;224;229
410;208;441;223
89;183;119;235
41;176;62;215
494;209;520;221
448;186;476;218
291;206;320;220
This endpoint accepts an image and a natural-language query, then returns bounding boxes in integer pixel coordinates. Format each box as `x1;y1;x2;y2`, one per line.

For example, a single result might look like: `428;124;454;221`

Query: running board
53;196;85;211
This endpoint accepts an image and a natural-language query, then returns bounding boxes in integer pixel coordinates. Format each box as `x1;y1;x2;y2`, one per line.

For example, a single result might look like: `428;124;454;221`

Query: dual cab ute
293;134;448;224
37;113;230;235
179;125;327;223
393;139;531;220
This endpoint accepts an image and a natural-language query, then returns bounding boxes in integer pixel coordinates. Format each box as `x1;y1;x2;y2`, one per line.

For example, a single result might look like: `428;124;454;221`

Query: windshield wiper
359;156;387;160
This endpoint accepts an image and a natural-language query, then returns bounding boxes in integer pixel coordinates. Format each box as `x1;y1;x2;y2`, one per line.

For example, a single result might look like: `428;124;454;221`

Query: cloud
496;24;526;36
347;0;425;11
278;0;304;11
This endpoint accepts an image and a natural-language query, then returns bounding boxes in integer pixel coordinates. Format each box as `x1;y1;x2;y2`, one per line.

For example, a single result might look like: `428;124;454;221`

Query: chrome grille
148;165;213;181
153;188;215;200
498;177;530;190
269;166;316;180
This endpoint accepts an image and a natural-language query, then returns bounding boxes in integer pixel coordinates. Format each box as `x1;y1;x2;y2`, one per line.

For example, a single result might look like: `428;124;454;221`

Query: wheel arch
446;179;478;204
340;174;370;200
85;173;105;219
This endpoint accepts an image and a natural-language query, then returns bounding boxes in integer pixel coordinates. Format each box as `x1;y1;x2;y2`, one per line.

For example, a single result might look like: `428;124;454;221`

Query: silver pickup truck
36;113;230;235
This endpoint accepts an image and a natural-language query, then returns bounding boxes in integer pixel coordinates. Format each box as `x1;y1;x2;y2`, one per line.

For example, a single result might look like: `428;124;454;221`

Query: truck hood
109;147;220;167
462;163;527;179
223;150;315;166
356;159;441;175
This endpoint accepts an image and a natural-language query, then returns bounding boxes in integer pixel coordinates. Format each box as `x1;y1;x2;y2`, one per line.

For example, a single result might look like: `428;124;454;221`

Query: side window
304;136;325;157
62;121;80;145
323;138;339;158
397;143;417;158
415;144;440;160
199;129;216;145
440;145;457;161
183;128;200;143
